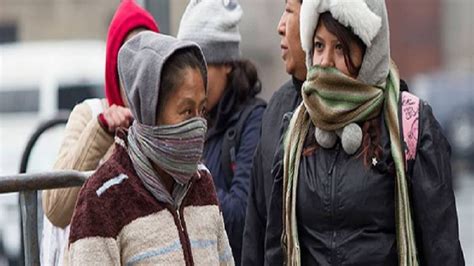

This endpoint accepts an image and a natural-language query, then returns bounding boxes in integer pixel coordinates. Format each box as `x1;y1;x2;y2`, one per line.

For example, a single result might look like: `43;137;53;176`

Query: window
0;89;39;113
0;23;17;44
57;84;104;111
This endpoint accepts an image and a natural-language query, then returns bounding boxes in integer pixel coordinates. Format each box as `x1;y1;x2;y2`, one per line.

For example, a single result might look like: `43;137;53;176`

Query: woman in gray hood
265;0;464;265
67;32;234;265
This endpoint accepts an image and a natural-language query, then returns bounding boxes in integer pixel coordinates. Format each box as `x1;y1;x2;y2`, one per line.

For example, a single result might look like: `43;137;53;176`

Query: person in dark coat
265;0;465;265
241;0;307;264
177;1;266;264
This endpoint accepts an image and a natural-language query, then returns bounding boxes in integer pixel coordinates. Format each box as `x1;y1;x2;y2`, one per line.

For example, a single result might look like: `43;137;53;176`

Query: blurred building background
0;0;287;99
1;0;473;95
1;0;473;265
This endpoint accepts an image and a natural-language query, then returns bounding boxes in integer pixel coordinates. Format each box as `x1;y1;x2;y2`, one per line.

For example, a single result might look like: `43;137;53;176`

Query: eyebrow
177;97;195;109
314;35;324;42
176;96;207;109
315;35;339;44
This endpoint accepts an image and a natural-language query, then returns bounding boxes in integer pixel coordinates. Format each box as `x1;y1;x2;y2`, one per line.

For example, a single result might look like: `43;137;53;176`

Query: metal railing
0;113;92;265
0;170;92;194
0;171;92;266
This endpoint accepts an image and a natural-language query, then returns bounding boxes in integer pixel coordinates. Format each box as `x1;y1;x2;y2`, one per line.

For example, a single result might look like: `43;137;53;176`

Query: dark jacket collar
292;76;304;93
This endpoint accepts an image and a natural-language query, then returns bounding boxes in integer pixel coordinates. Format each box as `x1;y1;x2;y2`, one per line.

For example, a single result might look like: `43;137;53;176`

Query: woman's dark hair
318;12;366;77
357;117;383;168
227;60;262;104
208;59;262;129
157;48;206;116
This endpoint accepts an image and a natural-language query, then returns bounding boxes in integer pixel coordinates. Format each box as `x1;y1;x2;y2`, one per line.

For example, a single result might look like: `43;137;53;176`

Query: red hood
105;0;159;106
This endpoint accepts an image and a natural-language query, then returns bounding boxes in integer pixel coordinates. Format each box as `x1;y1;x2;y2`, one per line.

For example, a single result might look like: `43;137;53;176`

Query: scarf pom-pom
315;127;337;149
340;123;362;155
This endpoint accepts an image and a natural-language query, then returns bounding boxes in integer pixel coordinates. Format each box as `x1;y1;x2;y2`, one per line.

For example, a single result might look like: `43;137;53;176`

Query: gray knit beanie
177;0;242;64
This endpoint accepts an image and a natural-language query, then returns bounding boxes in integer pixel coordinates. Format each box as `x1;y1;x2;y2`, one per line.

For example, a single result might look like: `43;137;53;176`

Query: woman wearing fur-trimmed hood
264;0;465;265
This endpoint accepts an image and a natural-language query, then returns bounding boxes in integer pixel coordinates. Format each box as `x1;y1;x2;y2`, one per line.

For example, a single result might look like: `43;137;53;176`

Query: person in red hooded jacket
40;1;158;264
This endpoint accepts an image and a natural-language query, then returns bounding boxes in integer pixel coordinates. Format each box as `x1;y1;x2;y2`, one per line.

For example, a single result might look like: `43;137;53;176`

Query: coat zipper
176;209;185;233
328;145;340;264
174;181;194;266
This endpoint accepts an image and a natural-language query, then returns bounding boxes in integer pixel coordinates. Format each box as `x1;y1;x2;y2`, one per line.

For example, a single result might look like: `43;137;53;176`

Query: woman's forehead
168;68;206;100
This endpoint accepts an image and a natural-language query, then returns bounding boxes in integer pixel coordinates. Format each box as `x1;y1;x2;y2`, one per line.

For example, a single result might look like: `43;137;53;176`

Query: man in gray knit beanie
177;0;243;64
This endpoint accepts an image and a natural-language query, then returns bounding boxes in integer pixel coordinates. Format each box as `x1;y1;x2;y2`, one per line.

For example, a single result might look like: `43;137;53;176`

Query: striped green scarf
282;63;418;266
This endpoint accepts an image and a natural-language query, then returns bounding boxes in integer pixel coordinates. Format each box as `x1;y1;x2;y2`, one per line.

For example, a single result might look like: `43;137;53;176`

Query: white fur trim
329;0;382;46
301;0;382;67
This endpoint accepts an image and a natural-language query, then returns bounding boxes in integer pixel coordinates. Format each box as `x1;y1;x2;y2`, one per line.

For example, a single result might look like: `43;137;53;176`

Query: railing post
0;170;91;264
19;191;40;266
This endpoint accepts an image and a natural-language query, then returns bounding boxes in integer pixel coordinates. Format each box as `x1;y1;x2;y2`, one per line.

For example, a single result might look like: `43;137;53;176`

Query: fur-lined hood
300;0;390;87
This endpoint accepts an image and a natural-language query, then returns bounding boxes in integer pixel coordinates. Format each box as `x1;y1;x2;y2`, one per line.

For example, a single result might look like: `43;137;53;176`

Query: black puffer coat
242;78;303;265
265;99;465;265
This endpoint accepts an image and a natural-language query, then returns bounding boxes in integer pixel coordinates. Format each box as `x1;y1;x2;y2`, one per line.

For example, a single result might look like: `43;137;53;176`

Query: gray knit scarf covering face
127;117;207;204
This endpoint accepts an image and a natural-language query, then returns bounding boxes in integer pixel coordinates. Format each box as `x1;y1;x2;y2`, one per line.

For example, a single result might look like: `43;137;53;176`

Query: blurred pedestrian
40;1;158;265
177;1;265;264
68;32;233;265
265;0;465;265
241;0;307;264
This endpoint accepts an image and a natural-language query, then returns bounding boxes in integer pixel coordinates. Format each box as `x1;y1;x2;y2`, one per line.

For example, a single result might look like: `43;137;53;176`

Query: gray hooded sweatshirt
116;32;208;206
117;31;207;126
